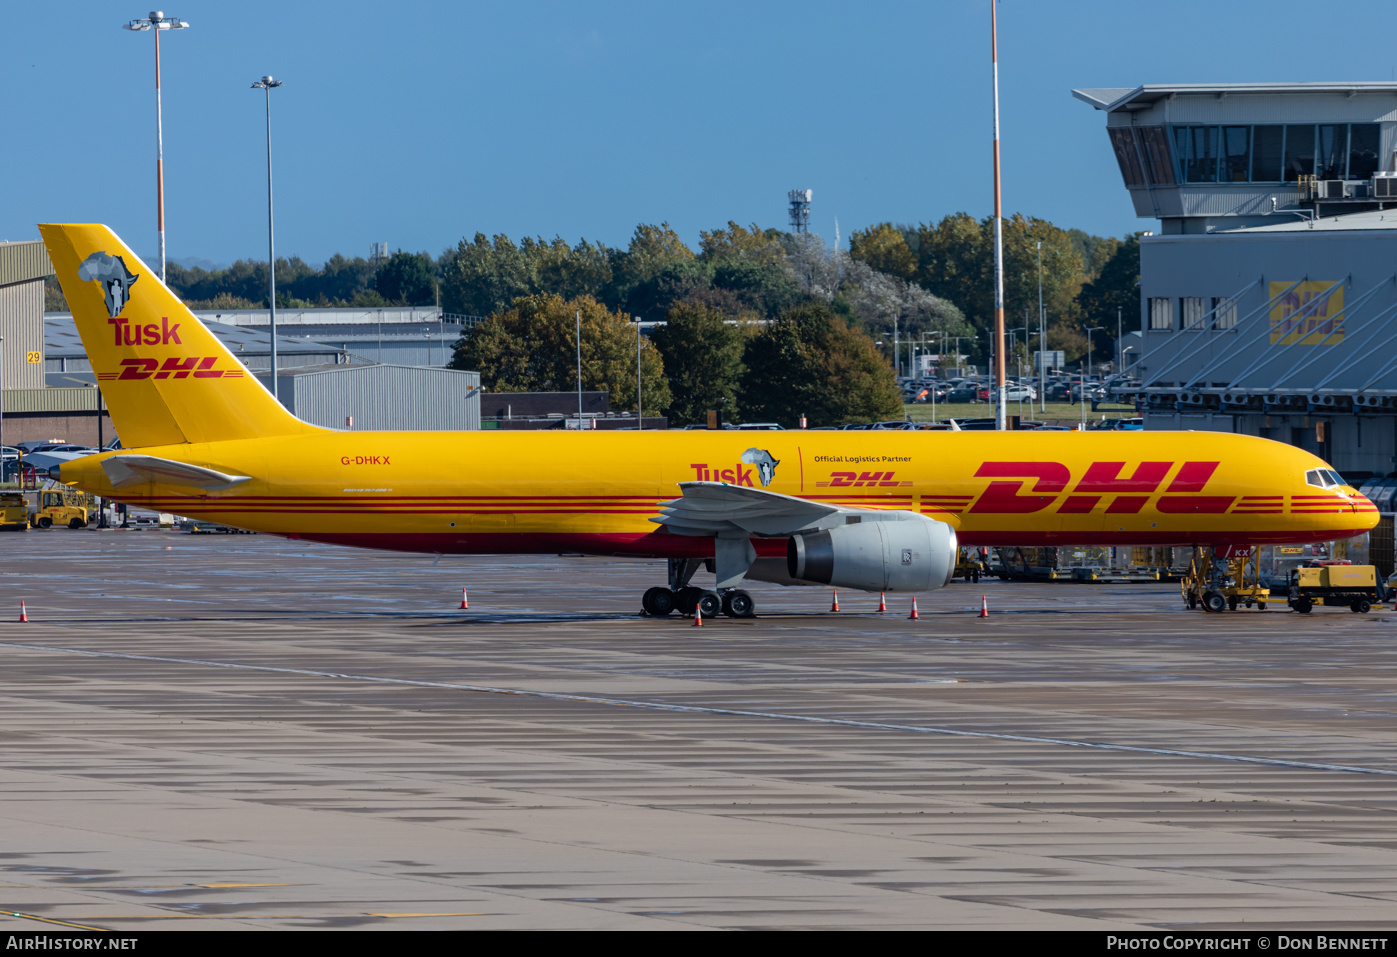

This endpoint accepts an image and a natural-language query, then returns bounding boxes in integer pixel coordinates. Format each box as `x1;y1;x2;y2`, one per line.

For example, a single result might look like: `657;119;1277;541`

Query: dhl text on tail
38;223;1379;618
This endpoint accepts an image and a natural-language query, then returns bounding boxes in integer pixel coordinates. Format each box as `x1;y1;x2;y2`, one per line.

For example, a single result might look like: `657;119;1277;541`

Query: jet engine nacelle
786;512;958;592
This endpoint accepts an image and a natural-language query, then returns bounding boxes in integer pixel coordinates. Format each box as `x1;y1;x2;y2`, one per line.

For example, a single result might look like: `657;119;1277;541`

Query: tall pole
154;22;166;282
1116;305;1123;374
1037;240;1045;414
991;0;1007;430
576;309;583;421
125;14;189;281
636;319;643;430
264;81;277;400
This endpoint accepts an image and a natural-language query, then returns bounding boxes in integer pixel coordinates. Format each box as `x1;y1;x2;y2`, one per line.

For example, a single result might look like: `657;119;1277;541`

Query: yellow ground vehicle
1181;547;1271;612
0;493;29;531
1284;563;1388;614
30;489;93;529
954;547;986;582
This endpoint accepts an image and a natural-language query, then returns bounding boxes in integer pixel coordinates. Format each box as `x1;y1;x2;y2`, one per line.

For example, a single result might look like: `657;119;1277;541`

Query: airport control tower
1077;83;1397;493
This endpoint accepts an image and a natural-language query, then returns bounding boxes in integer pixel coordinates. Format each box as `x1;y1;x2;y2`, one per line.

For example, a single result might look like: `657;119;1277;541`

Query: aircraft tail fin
39;223;322;448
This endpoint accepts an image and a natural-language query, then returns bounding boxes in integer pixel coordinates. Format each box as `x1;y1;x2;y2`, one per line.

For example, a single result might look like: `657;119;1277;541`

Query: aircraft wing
101;454;251;492
652;481;858;537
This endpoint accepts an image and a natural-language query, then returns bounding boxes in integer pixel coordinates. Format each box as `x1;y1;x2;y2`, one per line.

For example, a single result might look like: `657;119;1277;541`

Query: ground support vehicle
1281;562;1388;614
29;489;94;529
1180;547;1271;612
0;493;29;531
954;547;986;583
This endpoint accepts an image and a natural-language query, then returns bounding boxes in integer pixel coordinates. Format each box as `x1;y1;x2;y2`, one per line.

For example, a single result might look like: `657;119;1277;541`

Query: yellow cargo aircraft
40;223;1378;618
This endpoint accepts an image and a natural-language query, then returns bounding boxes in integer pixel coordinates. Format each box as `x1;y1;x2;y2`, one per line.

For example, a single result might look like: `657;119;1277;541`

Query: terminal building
1077;84;1397;492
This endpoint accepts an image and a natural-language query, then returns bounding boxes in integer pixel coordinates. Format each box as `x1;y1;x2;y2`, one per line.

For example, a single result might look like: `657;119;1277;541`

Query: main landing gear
641;558;757;619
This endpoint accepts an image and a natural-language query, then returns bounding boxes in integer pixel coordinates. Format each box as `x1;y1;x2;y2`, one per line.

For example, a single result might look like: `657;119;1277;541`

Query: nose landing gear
641;559;757;618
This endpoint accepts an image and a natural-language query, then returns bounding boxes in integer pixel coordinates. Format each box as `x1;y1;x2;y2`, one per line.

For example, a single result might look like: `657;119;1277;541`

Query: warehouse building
1076;83;1397;481
255;364;480;431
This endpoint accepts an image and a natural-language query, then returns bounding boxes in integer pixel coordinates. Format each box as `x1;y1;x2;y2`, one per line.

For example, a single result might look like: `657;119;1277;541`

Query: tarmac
0;529;1395;930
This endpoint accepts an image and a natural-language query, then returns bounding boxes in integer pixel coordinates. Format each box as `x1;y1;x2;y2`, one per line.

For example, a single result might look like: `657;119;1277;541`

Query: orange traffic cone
459;587;469;610
908;596;920;620
692;601;703;627
877;592;887;613
18;601;27;623
977;595;989;618
830;590;840;612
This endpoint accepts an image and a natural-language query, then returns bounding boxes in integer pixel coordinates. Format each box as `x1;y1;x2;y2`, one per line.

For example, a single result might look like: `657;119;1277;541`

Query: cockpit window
1304;469;1346;489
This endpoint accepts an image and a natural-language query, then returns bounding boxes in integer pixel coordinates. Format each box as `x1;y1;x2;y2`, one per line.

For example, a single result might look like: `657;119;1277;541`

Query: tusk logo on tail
77;251;139;318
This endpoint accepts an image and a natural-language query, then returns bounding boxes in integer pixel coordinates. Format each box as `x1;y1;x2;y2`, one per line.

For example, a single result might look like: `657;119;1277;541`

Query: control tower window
1284;125;1316;182
1253;126;1284;181
1349;124;1380;178
1176;126;1220;182
1318;125;1346;180
1108;128;1146;187
1138;127;1176;186
1222;127;1250;182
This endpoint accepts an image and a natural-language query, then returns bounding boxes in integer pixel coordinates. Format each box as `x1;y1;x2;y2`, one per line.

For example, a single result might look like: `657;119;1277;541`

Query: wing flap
102;454;251;492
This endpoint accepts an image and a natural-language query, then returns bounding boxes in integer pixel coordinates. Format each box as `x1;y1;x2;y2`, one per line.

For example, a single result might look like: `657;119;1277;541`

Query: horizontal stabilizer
102;455;251;491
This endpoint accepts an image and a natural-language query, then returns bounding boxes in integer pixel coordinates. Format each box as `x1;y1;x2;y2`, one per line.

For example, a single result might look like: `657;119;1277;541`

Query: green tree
1076;234;1141;363
740;302;903;427
607;223;694;304
375;250;436;306
912;212;1088;366
441;233;533;316
650;302;750;425
698;221;785;266
450;294;670;413
850;222;916;280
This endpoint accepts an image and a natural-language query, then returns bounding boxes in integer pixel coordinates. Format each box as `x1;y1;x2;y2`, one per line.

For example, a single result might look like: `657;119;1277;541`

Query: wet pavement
0;529;1395;929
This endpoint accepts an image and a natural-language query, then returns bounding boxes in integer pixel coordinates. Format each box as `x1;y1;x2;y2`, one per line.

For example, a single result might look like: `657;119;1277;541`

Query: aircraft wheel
676;586;703;616
696;590;722;620
722;589;755;619
1351;599;1372;614
642;586;676;617
1202;591;1227;614
1291;598;1314;614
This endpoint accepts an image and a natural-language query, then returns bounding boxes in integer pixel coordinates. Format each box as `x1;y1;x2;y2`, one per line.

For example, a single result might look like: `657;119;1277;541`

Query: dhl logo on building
1269;280;1344;345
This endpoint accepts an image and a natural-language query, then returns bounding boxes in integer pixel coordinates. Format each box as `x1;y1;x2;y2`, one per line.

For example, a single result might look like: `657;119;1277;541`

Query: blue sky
6;1;1397;267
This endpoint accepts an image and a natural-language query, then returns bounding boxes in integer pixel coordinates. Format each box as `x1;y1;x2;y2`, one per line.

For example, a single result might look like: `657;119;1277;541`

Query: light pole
1116;305;1123;375
1037;240;1046;414
635;317;643;431
1085;326;1104;411
252;76;284;401
123;11;189;283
